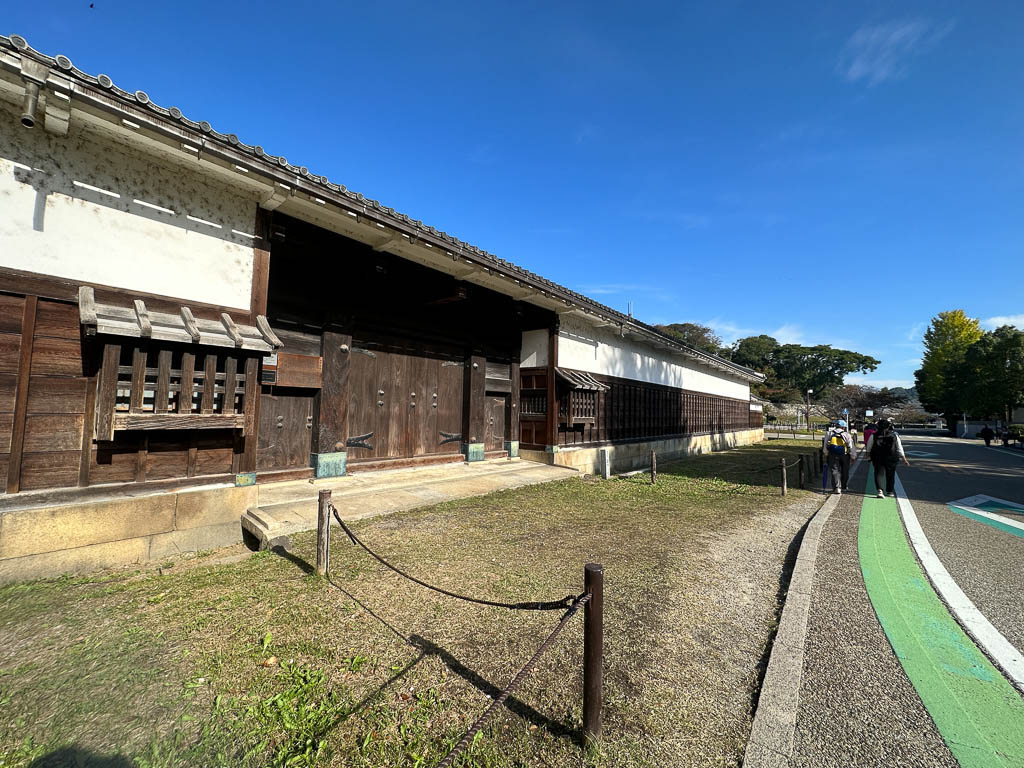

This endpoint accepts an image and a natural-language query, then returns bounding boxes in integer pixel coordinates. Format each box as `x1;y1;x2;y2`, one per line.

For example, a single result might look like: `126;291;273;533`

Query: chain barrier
435;593;590;768
330;504;579;611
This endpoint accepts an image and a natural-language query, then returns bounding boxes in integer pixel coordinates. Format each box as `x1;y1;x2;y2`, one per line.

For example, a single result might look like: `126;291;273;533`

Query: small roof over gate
555;368;609;392
78;286;281;352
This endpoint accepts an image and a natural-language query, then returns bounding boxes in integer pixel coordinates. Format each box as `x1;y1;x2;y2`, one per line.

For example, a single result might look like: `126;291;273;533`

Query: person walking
822;418;857;495
863;421;878;448
979;424;995;447
865;418;910;498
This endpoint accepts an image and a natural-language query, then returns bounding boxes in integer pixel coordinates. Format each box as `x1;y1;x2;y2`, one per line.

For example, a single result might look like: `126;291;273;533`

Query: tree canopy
913;310;983;416
949;325;1024;421
655;322;724;355
726;335;879;402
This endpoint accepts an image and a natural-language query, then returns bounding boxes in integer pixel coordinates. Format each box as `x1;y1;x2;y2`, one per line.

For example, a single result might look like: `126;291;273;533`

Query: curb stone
743;457;865;768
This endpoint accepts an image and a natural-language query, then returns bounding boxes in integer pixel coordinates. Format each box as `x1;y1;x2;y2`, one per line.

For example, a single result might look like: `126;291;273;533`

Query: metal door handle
378;400;384;407
378;390;384;396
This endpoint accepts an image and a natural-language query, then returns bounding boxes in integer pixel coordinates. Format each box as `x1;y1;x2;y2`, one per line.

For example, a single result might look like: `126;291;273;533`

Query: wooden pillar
545;324;559;451
250;208;272;318
507;360;520;457
463;353;486;461
6;296;38;494
313;330;351;477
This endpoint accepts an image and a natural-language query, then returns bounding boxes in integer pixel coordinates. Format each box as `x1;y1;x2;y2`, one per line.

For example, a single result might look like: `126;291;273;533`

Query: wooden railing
95;341;259;440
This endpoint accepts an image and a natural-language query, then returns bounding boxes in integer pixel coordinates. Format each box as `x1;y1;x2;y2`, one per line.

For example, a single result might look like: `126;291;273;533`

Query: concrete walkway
747;437;1024;768
241;458;577;547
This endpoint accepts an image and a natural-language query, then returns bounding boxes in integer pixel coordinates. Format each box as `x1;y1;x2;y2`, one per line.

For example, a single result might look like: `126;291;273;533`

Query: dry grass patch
0;440;821;767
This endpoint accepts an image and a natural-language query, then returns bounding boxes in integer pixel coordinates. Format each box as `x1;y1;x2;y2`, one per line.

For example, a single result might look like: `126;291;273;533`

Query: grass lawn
0;440;822;768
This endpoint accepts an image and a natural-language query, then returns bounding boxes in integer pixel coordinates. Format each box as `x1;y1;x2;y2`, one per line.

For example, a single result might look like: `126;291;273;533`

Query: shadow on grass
653;442;826;492
327;577;579;744
29;747;135;767
270;545;315;575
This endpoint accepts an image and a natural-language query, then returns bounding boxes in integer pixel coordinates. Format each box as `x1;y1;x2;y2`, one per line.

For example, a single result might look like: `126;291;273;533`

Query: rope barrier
434;593;590;768
330;505;579;611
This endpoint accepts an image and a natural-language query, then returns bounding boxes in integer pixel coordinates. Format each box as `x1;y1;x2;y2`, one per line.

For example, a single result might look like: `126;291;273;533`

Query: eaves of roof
0;33;764;384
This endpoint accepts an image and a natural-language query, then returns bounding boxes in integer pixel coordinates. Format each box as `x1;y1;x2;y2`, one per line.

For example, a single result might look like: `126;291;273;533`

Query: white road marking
952;494;1024;511
950;505;1024;534
905;450;939;457
991;448;1024;460
894;475;1024;693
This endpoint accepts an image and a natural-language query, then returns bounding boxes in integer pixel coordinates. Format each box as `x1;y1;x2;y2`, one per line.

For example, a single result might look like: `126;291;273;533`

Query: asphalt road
898;435;1024;657
789;437;1024;767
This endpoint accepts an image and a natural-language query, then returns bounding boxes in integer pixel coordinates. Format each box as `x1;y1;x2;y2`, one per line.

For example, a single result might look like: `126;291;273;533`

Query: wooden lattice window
521;393;547;416
94;341;260;440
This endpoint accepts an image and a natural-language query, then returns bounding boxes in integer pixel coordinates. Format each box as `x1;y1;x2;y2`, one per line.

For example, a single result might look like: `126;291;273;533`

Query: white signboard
865;409;874;417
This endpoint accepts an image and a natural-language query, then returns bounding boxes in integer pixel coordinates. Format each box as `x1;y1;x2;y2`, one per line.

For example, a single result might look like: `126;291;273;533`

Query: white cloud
982;314;1024;330
837;19;954;86
770;324;806;345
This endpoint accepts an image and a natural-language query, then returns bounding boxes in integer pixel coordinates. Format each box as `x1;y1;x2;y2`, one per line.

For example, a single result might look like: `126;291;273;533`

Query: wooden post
650;450;657;485
780;458;787;496
583;563;603;749
316;489;331;576
798;454;805;489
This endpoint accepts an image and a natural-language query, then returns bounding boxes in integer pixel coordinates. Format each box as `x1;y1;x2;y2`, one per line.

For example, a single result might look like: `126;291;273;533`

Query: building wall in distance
556;314;749;400
0;97;257;310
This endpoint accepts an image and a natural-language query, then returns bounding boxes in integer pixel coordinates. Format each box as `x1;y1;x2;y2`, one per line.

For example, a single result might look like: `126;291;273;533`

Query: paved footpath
748;436;1024;767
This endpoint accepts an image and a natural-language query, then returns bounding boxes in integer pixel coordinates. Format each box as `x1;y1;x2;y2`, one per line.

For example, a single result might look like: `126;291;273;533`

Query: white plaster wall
557;314;750;400
520;329;548;368
0;99;257;310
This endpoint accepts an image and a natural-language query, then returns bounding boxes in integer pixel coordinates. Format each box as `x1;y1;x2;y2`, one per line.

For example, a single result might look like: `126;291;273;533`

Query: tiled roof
0;33;763;383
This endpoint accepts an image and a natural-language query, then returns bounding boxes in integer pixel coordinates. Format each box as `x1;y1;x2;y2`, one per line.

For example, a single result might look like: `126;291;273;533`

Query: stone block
148;521;242;560
311;451;347;478
0;536;150;583
0;495;175;560
174;485;258;531
598;447;612;479
503;440;519;458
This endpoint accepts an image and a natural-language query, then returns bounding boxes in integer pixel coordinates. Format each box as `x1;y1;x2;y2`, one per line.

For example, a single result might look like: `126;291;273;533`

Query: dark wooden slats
95;343;121;441
201;354;217;414
222;356;237;414
179;352;195;413
154;349;172;414
129;346;147;413
6;297;38;493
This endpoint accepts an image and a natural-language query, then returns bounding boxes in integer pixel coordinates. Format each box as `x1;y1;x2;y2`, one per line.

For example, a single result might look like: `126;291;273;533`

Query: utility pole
806;389;813;434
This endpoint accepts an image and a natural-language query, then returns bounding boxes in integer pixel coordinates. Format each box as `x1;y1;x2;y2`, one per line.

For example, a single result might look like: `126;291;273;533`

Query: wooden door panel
347;347;380;459
485;396;507;451
384;352;407;458
257;391;313;471
437;360;463;454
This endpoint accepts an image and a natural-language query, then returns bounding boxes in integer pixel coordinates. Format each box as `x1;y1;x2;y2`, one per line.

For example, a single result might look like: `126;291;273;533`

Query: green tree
727;335;879;402
914;310;983;416
656;322;724;355
730;335;780;372
952;325;1024;421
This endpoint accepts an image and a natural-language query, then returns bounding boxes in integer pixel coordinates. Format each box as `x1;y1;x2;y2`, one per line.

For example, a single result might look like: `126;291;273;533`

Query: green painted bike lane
858;471;1024;767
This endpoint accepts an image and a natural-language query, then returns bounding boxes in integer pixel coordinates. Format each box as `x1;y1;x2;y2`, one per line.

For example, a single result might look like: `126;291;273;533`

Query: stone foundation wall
0;483;258;583
520;428;764;476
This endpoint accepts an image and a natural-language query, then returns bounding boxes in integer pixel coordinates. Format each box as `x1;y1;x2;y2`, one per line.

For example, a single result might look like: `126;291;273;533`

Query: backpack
872;432;896;462
826;430;848;456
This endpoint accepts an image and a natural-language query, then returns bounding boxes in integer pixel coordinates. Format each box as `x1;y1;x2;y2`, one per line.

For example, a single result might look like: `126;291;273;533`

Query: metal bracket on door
352;347;377;358
439;431;462;445
346;432;374;450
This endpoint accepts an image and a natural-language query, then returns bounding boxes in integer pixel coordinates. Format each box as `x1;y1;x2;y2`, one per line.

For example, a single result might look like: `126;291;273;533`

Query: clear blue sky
7;1;1023;388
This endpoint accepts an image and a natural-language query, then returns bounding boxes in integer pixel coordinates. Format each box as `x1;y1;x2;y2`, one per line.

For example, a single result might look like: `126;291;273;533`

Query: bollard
583;563;603;749
650;450;657;485
316;489;331;576
798;455;806;489
780;458;787;496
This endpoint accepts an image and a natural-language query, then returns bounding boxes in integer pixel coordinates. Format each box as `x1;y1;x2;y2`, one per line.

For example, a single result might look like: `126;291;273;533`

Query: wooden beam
546;325;559;448
133;299;152;337
78;375;97;487
6;296;38;494
95;342;121;441
250;208;271;317
154;349;172;414
255;315;282;348
178;352;195;413
222;356;238;413
129;345;147;413
114;413;247;430
78;285;97;334
180;306;201;342
464;354;486;448
220;313;243;347
509;360;520;443
317;331;352;455
201;354;217;414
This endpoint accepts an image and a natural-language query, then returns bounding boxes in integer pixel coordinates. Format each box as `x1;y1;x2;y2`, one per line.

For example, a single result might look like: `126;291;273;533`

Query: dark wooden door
347;346;385;460
485;395;507;452
436;360;464;455
257;390;314;471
